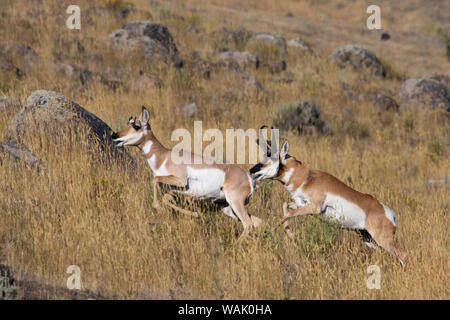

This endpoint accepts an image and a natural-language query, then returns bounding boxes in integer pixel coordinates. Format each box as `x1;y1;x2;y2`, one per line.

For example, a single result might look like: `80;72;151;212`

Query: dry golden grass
0;0;449;299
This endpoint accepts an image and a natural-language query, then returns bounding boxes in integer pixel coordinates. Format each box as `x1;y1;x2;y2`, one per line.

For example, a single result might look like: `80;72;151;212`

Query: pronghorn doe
249;127;407;265
112;107;262;240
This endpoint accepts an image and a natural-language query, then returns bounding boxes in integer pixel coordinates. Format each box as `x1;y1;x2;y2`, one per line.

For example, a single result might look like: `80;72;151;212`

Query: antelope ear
140;106;150;124
280;141;289;160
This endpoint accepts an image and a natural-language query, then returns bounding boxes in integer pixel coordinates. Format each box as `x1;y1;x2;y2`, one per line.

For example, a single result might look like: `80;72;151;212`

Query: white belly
179;167;226;200
322;193;366;229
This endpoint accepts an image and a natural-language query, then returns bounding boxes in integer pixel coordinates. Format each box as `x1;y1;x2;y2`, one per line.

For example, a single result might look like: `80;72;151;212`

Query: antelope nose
111;132;119;140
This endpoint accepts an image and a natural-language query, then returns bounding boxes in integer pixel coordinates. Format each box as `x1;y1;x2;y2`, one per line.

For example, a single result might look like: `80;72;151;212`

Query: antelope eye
132;124;141;130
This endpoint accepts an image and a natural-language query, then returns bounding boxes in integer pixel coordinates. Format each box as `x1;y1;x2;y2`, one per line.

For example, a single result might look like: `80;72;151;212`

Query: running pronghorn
249;126;407;265
111;106;262;240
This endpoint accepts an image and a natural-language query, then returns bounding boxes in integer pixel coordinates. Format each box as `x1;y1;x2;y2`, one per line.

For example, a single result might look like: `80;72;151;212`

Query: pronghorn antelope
111;107;262;240
249;127;407;265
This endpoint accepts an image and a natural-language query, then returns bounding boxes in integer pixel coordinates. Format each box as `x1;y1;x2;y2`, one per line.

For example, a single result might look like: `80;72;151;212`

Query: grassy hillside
0;0;448;299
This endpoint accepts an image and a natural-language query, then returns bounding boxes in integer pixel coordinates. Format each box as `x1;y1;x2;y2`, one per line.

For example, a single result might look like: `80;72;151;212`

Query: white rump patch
322;193;367;229
381;203;397;227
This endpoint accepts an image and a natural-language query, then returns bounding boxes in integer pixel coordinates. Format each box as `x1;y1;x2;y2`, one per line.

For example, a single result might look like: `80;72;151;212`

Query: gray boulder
429;74;450;88
330;44;385;77
372;94;399;113
178;103;198;117
0;140;43;168
399;78;449;112
4;43;41;69
272;99;332;135
108;21;183;67
3;90;135;166
287;38;312;54
248;33;287;56
212;27;252;51
0;43;94;85
247;33;287;73
217;51;259;71
0;43;41;76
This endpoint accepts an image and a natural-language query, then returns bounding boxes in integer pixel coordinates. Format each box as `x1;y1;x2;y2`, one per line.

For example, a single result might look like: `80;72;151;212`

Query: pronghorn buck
112;107;262;240
249;127;407;265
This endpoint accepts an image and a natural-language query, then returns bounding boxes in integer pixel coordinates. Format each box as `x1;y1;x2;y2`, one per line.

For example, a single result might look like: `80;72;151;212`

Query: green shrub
344;122;370;139
296;215;341;254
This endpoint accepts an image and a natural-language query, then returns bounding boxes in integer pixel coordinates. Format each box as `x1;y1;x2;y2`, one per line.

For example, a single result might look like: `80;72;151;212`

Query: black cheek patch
250;163;263;174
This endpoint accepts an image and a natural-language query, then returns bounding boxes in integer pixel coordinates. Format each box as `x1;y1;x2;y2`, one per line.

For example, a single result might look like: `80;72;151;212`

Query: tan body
112;107;261;240
250;134;407;265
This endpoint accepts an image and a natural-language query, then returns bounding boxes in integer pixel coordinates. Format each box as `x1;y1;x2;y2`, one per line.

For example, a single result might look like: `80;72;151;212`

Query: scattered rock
100;68;127;91
272;99;332;135
247;33;287;73
429;74;450;87
193;59;211;78
399;78;449;112
248;33;287;56
54;62;94;85
0;140;43;168
427;175;449;188
267;60;287;73
179;103;197;117
4;90;135;166
211;27;252;51
287;38;313;54
330;44;386;77
0;43;41;76
0;43;94;84
186;51;211;78
108;21;183;67
217;51;259;71
4;43;41;70
372;94;399;112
